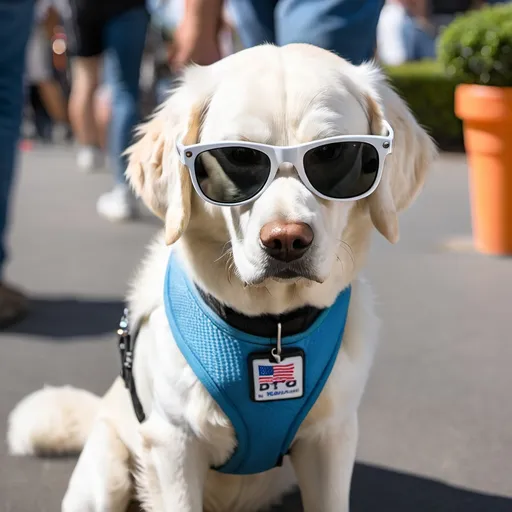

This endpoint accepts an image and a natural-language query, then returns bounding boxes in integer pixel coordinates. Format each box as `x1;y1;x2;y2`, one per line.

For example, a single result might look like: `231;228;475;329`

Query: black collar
196;287;324;338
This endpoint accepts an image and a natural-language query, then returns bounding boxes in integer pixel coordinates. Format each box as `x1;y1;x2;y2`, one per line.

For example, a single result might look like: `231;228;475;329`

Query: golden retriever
8;43;436;512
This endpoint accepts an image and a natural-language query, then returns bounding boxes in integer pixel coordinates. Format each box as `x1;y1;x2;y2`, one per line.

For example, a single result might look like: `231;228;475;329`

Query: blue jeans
103;7;148;185
0;0;35;271
229;0;384;64
404;17;436;62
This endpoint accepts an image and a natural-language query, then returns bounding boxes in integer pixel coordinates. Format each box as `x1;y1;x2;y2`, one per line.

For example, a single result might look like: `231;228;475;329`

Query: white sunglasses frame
176;120;394;207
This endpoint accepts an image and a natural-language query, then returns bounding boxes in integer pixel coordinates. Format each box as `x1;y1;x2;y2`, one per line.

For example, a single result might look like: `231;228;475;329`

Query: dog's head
126;44;436;312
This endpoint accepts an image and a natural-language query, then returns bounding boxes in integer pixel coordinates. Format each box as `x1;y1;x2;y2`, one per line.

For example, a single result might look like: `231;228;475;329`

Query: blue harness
162;252;351;475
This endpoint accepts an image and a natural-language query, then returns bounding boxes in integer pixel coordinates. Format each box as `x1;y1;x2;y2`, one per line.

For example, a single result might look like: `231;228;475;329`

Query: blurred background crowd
0;0;509;328
24;0;510;156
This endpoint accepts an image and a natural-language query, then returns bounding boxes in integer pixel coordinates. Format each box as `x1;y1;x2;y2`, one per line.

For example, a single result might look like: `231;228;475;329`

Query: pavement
0;146;511;512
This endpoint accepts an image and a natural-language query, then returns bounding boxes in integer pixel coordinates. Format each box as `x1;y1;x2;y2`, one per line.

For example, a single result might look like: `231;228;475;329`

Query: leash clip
271;322;282;363
118;308;133;383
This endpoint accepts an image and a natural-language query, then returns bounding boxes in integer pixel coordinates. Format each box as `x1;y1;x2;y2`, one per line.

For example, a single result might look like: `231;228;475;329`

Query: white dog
7;44;436;512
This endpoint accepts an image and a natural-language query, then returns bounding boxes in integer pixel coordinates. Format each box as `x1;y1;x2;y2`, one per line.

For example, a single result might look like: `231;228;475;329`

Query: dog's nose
259;221;314;262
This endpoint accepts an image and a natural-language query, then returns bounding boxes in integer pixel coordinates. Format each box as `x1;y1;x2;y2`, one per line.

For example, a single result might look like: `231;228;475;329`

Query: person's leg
66;3;104;170
93;83;112;151
411;21;436;61
91;54;113;152
0;0;35;325
105;6;149;187
0;0;34;235
29;25;68;124
276;0;385;64
32;87;54;142
38;80;68;124
227;0;277;47
97;6;149;221
68;55;100;146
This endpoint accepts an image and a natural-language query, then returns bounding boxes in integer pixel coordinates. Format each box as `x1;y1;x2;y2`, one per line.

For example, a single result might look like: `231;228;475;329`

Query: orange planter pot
455;84;512;255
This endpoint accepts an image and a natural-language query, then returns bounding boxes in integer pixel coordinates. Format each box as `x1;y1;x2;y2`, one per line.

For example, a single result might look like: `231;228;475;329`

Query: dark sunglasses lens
194;147;271;204
303;142;379;199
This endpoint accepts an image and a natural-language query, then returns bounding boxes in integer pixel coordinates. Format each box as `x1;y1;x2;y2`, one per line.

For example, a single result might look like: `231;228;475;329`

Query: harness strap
163;253;351;475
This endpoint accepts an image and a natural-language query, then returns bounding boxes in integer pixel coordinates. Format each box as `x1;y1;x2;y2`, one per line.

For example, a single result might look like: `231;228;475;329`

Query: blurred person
147;0;184;105
82;5;168;166
66;0;149;221
377;0;487;66
149;0;236;104
377;0;436;66
76;1;176;172
169;0;385;71
26;0;69;141
0;0;35;327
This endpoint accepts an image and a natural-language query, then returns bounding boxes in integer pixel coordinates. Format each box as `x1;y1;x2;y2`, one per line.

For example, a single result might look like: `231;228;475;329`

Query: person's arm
168;0;225;70
181;0;224;39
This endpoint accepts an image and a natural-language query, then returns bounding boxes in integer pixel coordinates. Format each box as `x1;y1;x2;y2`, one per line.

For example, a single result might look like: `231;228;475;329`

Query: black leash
118;309;146;423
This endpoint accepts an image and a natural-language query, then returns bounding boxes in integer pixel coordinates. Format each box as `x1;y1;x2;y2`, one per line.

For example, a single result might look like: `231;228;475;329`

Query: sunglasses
176;121;394;207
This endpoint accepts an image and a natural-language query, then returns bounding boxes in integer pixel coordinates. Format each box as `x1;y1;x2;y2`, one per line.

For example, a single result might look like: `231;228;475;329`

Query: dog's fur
7;44;436;512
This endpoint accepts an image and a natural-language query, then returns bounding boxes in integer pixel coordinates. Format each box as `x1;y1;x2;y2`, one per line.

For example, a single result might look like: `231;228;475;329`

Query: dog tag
248;349;305;402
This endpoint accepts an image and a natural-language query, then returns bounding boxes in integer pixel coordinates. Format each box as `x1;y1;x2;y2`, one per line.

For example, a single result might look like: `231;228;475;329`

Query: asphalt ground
1;147;511;511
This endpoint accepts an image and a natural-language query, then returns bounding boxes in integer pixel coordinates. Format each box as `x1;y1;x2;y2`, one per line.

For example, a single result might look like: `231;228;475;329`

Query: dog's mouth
273;268;303;279
252;259;323;285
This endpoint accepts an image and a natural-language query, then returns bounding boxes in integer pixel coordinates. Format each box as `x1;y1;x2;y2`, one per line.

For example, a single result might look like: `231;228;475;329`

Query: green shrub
438;3;512;87
385;60;463;149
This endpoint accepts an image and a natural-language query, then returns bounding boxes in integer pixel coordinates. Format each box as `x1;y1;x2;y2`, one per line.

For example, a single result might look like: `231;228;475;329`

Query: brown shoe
0;282;28;329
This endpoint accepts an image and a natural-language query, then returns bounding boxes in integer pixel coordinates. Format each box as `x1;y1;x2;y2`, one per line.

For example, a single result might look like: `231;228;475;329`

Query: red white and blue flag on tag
258;363;295;384
251;353;304;401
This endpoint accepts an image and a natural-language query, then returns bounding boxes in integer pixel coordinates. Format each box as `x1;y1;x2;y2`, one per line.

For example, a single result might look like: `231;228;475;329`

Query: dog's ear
125;68;213;245
357;64;437;244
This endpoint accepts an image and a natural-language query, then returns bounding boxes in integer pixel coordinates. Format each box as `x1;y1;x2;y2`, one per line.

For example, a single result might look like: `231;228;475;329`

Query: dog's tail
7;385;100;457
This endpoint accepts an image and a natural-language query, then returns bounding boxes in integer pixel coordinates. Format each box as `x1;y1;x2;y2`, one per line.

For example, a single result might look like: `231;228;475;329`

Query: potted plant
439;4;512;255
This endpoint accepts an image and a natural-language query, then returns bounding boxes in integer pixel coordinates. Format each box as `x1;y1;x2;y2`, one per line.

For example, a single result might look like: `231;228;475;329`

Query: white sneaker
96;186;137;222
76;146;104;173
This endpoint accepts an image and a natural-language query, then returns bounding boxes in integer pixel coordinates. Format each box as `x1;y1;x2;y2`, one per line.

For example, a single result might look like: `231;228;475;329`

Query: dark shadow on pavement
3;297;124;339
272;463;512;511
